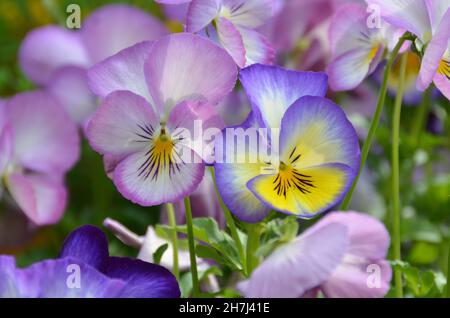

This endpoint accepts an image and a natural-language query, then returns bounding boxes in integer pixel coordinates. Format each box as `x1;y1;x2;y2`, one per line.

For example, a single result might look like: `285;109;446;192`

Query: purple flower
158;0;276;67
86;33;237;206
366;0;450;99
326;3;403;91
0;91;79;225
214;64;360;222
19;4;168;124
238;211;392;298
0;225;180;298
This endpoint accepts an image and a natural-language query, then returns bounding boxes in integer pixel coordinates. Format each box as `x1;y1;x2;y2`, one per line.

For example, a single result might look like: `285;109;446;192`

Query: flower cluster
0;0;448;299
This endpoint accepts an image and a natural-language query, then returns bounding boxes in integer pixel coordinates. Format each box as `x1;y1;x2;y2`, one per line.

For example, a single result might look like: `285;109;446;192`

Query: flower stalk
166;203;179;280
184;196;199;297
341;33;412;210
391;53;408;298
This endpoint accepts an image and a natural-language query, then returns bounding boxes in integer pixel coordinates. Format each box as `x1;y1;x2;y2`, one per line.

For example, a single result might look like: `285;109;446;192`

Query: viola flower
0;91;79;226
0;225;180;298
19;4;168;125
214;64;360;222
238;211;392;298
86;33;237;206
367;0;450;99
158;0;276;67
326;3;403;91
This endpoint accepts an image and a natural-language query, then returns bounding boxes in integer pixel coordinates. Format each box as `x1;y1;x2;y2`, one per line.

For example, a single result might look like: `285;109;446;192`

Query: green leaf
153;243;168;265
391;260;446;297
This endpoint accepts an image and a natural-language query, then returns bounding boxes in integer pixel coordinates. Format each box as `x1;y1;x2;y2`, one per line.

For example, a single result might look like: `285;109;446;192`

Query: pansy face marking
135;124;187;181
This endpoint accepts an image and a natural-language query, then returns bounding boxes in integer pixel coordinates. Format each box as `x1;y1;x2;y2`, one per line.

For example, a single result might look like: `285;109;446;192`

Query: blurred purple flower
19;4;168;124
327;3;403;91
158;0;277;67
239;211;392;298
366;0;450;100
0;225;180;298
0;91;79;225
86;33;237;206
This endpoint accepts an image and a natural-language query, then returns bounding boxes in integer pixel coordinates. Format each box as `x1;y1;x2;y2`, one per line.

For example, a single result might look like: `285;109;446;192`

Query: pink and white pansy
86;33;237;206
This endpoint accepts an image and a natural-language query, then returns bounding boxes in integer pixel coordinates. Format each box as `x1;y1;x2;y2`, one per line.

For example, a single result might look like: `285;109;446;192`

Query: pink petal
47;66;97;124
167;100;225;163
6;173;67;226
238;27;275;66
222;0;273;28
366;0;431;41
87;41;154;104
238;223;349;298
216;17;246;68
81;4;168;64
417;9;450;91
113;146;205;206
144;33;237;114
6;91;80;174
86;90;160;156
327;48;374;91
19;26;89;85
0;125;13;177
321;259;392;298
186;0;220;32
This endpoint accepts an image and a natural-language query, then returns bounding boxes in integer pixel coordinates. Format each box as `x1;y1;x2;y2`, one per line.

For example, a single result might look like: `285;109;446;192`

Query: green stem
209;167;247;276
411;85;433;148
184;196;199;297
391;53;408;298
246;224;261;275
341;34;411;210
166;203;179;280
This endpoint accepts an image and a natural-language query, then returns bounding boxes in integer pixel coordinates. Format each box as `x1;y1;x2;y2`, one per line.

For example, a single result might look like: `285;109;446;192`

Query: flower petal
238;27;275;66
417;9;450;91
105;257;181;298
0;125;13;177
59;225;110;272
144;33;238;115
424;0;450;32
81;4;168;64
239;64;328;128
327;47;380;91
321;259;392;298
113;145;205;206
6;91;80;174
238;222;348;298
87;90;160;156
0;256;20;297
216;17;246;68
278;96;360;171
87;41;154;103
247;163;356;217
222;0;273;28
6;173;67;226
19;26;89;85
366;0;431;41
167;99;225;163
314;212;390;259
16;257;125;298
214;129;271;222
48;66;97;124
186;0;220;32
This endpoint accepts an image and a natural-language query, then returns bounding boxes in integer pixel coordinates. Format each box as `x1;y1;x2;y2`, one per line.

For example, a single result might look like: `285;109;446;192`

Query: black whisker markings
288;147;297;160
291;153;301;164
440;59;450;80
272;168;314;199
